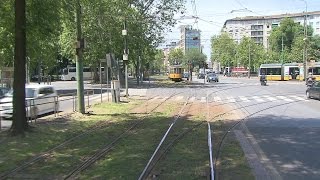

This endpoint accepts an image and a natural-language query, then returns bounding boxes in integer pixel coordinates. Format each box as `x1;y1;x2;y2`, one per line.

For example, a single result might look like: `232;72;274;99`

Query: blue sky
162;0;320;60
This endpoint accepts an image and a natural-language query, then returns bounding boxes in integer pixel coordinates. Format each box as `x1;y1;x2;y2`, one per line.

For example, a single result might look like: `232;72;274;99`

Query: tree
184;49;207;68
237;37;266;70
269;17;313;63
10;0;28;136
168;48;184;65
211;32;237;67
152;49;165;73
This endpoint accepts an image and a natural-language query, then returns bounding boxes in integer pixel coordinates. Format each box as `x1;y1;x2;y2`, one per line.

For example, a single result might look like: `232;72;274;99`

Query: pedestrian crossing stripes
214;96;222;102
227;96;236;103
189;97;196;102
276;96;294;102
252;96;265;102
149;94;308;103
239;96;250;102
175;96;184;101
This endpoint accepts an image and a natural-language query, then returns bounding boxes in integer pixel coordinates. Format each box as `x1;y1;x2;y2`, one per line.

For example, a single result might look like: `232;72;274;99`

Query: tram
168;65;183;82
259;62;320;81
308;62;320;81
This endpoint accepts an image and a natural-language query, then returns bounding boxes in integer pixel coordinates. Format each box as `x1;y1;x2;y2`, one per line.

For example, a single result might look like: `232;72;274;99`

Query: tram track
62;90;186;179
208;84;306;180
138;88;217;180
0;90;183;179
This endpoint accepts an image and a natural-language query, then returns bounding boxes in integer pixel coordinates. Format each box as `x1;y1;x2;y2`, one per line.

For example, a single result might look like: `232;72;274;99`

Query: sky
162;0;320;60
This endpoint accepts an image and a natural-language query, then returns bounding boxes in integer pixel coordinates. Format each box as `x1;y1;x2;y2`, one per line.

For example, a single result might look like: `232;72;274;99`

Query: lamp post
122;18;129;98
300;0;308;81
248;42;251;78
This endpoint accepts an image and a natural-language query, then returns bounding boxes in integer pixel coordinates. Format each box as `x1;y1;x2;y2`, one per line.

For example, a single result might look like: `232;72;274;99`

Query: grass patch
0;100;137;175
0;98;253;179
212;120;254;180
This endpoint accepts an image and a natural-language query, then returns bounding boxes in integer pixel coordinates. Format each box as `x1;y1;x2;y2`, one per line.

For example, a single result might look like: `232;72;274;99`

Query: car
0;85;59;120
0;87;10;99
183;72;189;78
306;81;320;99
198;73;205;79
207;73;219;82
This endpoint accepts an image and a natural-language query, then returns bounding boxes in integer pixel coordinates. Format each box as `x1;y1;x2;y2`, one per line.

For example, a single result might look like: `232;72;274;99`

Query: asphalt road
144;75;320;180
202;76;320;180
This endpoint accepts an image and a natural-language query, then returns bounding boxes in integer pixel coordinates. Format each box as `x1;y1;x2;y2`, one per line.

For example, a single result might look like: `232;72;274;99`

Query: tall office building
179;25;201;54
223;11;320;49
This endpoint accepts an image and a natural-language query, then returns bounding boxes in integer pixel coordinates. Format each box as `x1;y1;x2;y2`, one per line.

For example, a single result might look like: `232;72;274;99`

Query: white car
0;85;59;119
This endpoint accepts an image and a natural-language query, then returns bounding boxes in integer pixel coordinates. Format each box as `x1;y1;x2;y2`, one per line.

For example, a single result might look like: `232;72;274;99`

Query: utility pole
122;18;129;98
248;43;251;78
281;35;284;64
300;0;308;81
76;0;85;113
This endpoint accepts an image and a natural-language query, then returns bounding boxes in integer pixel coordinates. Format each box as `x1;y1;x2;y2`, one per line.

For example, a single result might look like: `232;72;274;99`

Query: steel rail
138;96;190;180
63;91;183;179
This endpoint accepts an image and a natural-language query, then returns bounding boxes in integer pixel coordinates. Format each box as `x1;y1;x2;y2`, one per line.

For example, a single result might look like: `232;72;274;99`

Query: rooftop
225;11;320;24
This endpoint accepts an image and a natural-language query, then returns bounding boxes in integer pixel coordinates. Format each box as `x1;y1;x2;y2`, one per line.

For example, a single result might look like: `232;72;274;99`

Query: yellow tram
259;62;320;81
168;65;183;82
308;62;320;81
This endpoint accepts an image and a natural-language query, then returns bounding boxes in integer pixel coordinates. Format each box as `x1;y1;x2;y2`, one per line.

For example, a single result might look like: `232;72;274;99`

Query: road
144;76;320;180
198;76;320;180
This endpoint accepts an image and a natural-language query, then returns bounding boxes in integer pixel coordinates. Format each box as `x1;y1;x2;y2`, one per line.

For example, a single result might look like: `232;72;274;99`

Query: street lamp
300;0;308;81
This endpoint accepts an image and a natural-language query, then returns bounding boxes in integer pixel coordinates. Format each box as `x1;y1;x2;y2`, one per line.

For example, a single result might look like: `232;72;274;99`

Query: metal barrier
0;89;97;130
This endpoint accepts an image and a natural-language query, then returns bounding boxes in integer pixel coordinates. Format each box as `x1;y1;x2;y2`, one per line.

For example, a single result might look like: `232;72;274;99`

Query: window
266;68;281;75
69;68;76;72
83;67;91;72
39;87;54;95
309;22;313;26
26;88;36;98
316;22;320;26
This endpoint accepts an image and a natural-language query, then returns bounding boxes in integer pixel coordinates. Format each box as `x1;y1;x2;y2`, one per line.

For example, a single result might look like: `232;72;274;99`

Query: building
223;11;320;49
163;42;178;70
179;25;201;54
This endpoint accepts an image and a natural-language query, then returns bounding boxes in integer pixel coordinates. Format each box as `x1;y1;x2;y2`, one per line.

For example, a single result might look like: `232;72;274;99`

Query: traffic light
205;63;208;69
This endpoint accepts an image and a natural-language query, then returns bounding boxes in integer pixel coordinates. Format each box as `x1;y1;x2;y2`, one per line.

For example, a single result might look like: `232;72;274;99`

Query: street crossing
149;94;308;103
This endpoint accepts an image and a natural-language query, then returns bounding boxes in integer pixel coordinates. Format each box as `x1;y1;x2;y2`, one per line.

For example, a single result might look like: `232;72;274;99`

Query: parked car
0;85;59;120
306;81;320;99
183;72;189;79
207;73;219;82
0;87;10;99
198;73;205;79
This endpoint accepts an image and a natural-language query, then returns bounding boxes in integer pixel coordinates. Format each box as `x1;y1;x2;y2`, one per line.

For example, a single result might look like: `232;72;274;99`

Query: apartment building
223;11;320;49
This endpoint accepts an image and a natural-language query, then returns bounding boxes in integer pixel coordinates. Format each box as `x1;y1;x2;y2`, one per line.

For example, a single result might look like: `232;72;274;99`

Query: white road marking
289;95;306;101
276;96;294;102
263;95;277;102
175;96;184;101
214;96;222;102
227;96;236;103
252;96;265;102
239;96;250;102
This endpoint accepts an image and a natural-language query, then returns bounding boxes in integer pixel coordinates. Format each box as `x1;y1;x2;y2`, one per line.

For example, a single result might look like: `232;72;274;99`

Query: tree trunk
10;0;28;136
